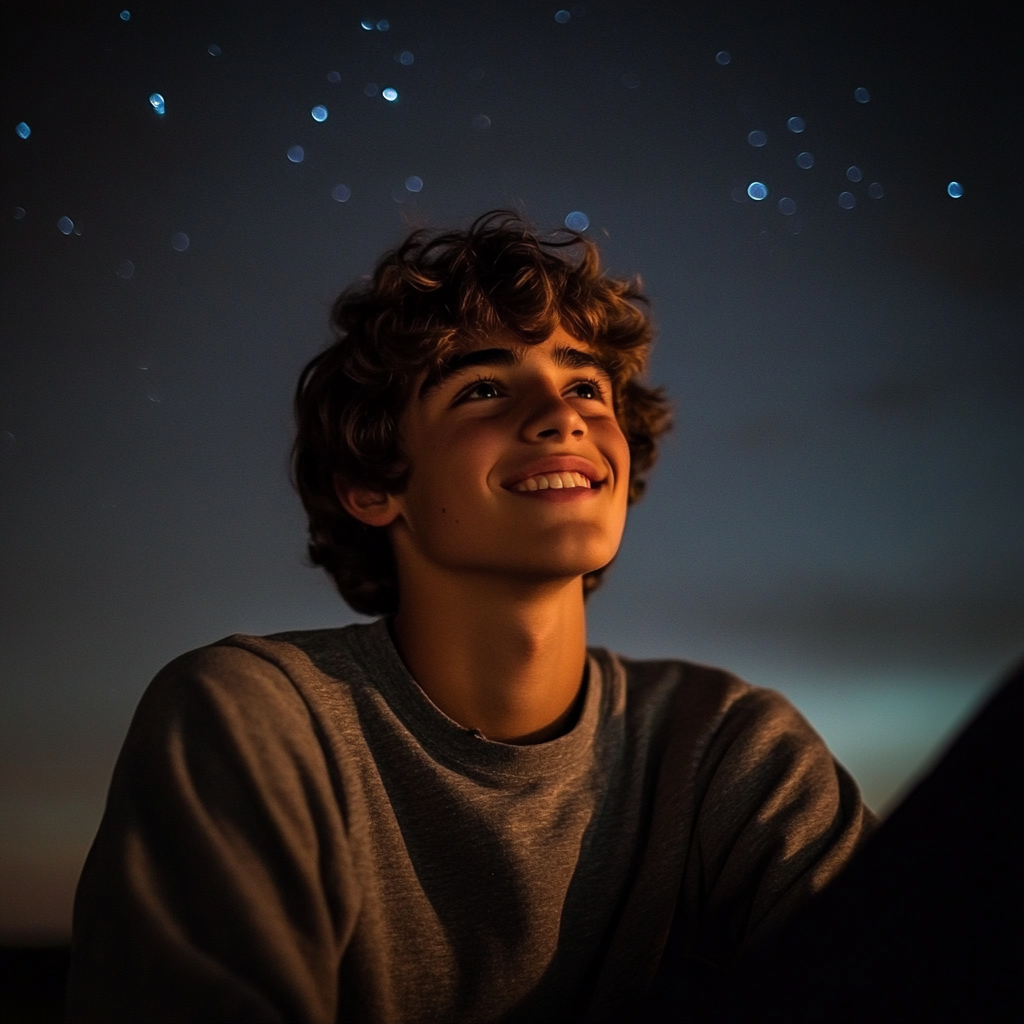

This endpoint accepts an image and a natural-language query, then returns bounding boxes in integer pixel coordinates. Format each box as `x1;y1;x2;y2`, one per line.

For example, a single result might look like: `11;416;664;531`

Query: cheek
407;426;501;518
447;422;507;483
601;421;632;488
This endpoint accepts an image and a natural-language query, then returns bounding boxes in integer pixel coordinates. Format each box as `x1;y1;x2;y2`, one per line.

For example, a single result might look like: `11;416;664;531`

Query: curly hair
292;210;671;616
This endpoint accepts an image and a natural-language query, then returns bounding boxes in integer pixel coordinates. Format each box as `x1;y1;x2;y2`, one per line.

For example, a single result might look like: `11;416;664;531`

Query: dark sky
2;0;1022;940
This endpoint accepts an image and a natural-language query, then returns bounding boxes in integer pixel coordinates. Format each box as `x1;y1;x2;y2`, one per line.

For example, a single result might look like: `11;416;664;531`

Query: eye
462;379;502;401
569;379;603;400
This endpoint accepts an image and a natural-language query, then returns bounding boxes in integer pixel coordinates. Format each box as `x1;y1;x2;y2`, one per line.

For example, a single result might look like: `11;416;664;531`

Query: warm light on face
388;327;631;588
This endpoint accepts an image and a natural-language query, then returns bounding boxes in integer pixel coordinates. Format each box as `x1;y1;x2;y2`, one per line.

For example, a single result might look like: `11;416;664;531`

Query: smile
514;471;592;492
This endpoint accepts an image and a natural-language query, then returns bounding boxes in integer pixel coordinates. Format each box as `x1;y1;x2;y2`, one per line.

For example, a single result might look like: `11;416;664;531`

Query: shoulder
144;621;381;705
126;624;379;760
597;651;840;791
138;637;302;720
596;650;766;742
607;651;811;733
106;629;388;827
612;654;751;706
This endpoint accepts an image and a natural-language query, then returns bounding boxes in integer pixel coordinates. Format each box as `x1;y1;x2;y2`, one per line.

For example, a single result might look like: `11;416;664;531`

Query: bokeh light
747;181;768;200
472;114;492;130
287;145;305;162
838;191;856;209
565;211;589;231
797;151;814;169
331;184;352;202
15;122;31;139
787;116;805;133
847;165;863;182
868;182;884;199
208;44;221;57
778;197;797;215
57;217;74;235
149;93;165;115
854;87;871;103
948;181;964;198
119;10;130;21
397;51;414;65
13;206;26;219
327;71;341;83
360;19;374;30
715;50;731;65
405;175;423;192
115;260;135;280
376;19;389;31
311;105;328;122
170;232;190;251
747;130;767;147
555;10;571;23
382;87;398;101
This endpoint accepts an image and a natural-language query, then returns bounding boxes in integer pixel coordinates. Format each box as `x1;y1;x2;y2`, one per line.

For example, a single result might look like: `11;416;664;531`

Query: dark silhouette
0;945;69;1024
637;656;1024;1021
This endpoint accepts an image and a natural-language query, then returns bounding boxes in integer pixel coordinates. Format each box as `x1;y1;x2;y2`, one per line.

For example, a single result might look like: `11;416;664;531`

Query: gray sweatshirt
66;619;875;1023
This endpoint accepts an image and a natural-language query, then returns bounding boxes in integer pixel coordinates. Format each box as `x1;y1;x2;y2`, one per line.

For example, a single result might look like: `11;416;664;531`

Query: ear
334;473;401;528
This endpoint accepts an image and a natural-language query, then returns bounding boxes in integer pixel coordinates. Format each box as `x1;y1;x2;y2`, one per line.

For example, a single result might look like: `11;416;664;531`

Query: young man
67;212;875;1023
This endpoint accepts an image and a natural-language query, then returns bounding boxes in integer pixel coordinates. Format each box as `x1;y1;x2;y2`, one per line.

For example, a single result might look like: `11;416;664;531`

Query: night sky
2;1;1022;941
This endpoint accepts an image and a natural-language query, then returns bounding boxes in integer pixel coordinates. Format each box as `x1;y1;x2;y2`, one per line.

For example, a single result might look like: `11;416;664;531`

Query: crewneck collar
347;617;605;782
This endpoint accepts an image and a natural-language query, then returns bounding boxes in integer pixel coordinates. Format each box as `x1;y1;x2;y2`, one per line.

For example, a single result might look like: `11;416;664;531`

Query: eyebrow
418;344;610;398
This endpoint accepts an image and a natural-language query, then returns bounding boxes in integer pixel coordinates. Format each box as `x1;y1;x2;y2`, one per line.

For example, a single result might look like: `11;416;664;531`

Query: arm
681;686;877;968
66;645;359;1023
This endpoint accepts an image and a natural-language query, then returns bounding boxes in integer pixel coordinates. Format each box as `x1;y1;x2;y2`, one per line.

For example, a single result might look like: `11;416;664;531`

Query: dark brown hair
292;210;671;615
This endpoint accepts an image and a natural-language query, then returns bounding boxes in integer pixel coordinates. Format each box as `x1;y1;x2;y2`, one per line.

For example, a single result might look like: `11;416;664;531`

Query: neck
391;564;588;745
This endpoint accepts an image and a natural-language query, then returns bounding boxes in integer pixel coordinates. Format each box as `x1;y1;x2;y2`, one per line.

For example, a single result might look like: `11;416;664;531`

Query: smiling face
379;325;631;591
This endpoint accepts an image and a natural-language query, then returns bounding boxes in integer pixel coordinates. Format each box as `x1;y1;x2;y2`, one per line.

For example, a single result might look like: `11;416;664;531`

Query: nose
520;384;587;442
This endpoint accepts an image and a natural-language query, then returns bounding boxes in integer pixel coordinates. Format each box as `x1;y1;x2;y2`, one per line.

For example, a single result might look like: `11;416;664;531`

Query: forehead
457;324;591;352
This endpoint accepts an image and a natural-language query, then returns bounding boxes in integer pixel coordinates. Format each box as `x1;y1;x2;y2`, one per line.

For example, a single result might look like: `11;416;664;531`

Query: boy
67;212;875;1023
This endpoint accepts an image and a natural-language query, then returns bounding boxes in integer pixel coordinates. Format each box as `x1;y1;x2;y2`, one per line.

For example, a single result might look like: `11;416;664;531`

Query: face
376;325;631;589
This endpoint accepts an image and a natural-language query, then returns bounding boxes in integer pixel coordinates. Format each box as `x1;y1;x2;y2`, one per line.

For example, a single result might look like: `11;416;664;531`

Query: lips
502;456;606;491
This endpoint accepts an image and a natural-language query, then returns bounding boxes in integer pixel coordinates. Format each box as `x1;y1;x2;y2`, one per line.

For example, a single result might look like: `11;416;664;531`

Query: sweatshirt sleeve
680;684;877;968
65;644;360;1024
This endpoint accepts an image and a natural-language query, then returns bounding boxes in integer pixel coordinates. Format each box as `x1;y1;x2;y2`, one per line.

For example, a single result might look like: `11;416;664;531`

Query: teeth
514;471;592;492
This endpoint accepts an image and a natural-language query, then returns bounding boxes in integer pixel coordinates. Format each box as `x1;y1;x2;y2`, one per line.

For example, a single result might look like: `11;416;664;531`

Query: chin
507;546;618;583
